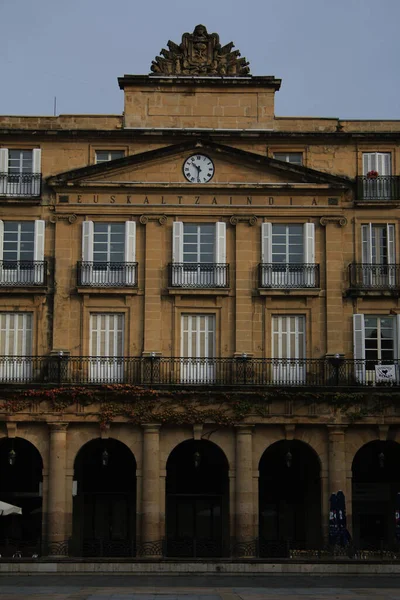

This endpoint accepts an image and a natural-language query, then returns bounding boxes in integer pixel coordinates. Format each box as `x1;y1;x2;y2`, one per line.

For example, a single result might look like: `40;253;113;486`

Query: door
89;314;124;382
180;315;215;383
0;313;33;381
363;153;392;200
272;316;306;384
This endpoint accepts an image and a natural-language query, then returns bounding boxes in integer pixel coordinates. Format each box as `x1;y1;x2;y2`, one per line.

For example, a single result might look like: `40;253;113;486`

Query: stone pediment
150;24;250;76
47;140;352;190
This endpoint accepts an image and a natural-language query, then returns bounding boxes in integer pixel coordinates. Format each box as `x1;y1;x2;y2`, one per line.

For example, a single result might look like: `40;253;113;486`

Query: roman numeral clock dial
183;154;215;183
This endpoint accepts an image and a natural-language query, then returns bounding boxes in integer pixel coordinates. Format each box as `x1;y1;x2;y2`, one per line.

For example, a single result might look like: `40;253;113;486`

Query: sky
1;0;399;120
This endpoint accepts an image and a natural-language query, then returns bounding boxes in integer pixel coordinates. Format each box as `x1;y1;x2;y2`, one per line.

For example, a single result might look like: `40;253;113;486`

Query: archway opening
259;439;321;556
72;437;136;557
0;437;43;557
166;439;229;557
352;440;400;548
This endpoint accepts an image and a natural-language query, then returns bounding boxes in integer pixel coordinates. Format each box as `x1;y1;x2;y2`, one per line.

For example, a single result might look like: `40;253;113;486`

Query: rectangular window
0;220;45;285
362;152;392;200
95;150;124;164
180;314;215;383
353;314;399;383
0;313;33;381
89;313;124;382
361;224;395;287
0;149;41;197
172;222;227;287
81;221;136;286
273;152;303;165
272;315;305;383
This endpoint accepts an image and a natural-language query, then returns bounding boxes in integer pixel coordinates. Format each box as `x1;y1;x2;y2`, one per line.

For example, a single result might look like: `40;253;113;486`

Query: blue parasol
329;493;338;546
395;492;400;543
336;490;351;547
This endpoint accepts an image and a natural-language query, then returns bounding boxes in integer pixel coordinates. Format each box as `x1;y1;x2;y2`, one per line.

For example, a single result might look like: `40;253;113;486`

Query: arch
161;430;232;472
0;437;43;556
165;439;230;558
258;439;322;556
352;440;400;548
71;437;137;557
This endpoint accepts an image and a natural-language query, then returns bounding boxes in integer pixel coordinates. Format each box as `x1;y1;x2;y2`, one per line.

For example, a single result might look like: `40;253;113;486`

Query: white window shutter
353;314;366;383
303;223;315;263
32;149;41;174
363;153;375;174
0;149;8;173
124;221;136;263
377;152;391;176
82;221;94;262
215;222;226;264
172;221;184;263
261;222;272;263
387;224;395;264
0;220;3;262
361;224;372;264
34;220;45;262
396;315;400;362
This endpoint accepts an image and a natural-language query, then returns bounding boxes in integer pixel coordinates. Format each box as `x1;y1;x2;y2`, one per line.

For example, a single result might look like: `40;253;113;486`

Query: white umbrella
0;501;22;516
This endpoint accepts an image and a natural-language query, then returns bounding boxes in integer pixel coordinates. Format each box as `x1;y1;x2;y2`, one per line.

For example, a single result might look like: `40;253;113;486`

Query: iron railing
0;261;47;286
356;176;400;202
0;173;42;197
168;263;229;288
0;355;399;387
349;263;400;290
259;263;320;288
77;262;138;287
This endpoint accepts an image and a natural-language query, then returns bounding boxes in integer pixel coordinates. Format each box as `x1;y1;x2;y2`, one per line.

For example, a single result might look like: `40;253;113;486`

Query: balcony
348;264;400;295
0;261;47;287
356;176;400;203
1;356;399;387
0;173;42;197
77;262;138;288
168;263;229;289
258;264;320;289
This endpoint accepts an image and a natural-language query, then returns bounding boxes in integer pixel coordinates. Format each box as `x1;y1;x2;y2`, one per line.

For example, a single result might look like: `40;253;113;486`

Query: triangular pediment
47;140;352;190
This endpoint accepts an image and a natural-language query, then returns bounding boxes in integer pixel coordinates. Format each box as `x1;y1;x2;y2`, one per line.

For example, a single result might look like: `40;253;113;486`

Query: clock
183;154;215;183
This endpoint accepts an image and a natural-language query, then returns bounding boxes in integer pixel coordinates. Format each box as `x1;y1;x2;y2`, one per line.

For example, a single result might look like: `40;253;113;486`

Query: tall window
0;149;41;196
361;224;395;287
89;313;124;383
273;152;303;165
272;315;305;383
362;152;392;200
353;314;399;383
261;223;315;287
95;150;124;164
172;222;227;287
0;313;33;381
0;220;45;285
81;221;136;286
180;314;216;383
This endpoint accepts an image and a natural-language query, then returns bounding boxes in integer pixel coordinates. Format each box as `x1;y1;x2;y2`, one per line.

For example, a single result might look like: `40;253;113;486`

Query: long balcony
356;176;400;202
348;263;400;293
0;173;42;197
77;262;138;287
258;264;320;288
0;261;47;286
168;263;229;288
0;356;399;387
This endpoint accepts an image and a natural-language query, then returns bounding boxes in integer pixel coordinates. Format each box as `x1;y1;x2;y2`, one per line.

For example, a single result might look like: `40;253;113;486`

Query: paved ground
1;575;400;599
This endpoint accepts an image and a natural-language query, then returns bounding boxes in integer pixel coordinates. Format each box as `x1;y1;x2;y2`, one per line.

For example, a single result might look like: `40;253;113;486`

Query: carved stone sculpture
150;24;250;76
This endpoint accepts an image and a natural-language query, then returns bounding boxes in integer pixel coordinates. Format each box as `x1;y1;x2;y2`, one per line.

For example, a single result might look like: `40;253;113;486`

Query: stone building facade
1;25;400;559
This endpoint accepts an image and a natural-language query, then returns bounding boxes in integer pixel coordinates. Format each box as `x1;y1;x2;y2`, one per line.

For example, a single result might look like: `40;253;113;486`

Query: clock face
183;154;215;183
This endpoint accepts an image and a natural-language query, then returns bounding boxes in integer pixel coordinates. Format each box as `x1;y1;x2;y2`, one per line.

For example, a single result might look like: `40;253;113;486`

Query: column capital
47;422;69;433
139;214;167;226
235;425;254;435
142;423;161;433
327;425;347;435
320;216;347;228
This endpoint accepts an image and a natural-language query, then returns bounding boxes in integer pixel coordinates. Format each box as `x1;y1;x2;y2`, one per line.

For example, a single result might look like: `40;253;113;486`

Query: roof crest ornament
150;24;250;76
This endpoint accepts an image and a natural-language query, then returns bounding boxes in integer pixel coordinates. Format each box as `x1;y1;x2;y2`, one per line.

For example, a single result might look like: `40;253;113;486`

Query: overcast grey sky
1;0;399;119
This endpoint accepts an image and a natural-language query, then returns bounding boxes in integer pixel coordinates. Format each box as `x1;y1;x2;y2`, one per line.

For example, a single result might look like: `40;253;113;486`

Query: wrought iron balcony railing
77;262;138;287
0;261;47;286
0;356;399;387
169;263;229;288
259;263;320;288
348;263;400;291
0;173;42;197
356;176;400;202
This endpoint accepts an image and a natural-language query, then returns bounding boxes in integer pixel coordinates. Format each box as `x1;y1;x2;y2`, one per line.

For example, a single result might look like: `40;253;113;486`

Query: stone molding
49;214;77;225
47;422;69;432
230;215;258;226
139;214;167;226
320;216;347;227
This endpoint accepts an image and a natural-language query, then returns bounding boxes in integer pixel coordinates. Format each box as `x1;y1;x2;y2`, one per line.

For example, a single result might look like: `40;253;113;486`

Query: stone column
232;218;256;355
235;425;255;553
142;218;165;354
47;423;68;555
328;426;350;537
141;424;161;555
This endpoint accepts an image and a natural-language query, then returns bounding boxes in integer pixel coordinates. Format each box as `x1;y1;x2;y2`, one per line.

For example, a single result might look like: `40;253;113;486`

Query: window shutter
361;224;372;264
261;223;272;263
397;315;400;362
377;152;391;176
34;220;45;262
215;222;226;264
303;223;315;263
82;221;94;262
0;220;3;262
124;221;136;263
172;221;184;263
387;224;395;264
363;153;375;174
0;149;8;173
353;314;366;382
32;149;41;174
